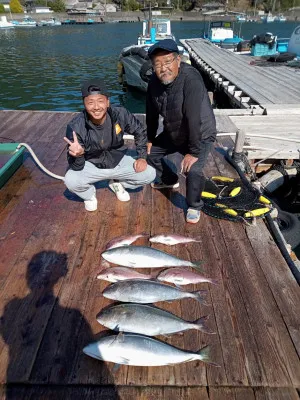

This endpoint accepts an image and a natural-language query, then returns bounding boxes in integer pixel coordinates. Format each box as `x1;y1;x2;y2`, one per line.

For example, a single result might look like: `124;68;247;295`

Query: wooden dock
0;110;299;399
181;39;300;113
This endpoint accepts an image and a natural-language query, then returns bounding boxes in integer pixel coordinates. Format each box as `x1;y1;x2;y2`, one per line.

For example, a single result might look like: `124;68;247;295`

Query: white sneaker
109;181;130;202
84;193;98;212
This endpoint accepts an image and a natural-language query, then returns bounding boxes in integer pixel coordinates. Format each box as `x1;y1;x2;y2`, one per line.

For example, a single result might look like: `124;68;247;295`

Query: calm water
0;21;298;113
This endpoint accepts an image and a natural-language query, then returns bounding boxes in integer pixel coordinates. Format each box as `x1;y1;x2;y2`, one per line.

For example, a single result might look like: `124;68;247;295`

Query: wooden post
234;129;246;154
232;129;247;173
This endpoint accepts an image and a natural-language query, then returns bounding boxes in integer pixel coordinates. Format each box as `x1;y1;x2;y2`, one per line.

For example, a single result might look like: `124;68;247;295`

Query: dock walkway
181;39;300;111
0;110;299;399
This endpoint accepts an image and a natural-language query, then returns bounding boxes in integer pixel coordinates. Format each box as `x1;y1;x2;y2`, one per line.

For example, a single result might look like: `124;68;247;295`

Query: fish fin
197;345;220;367
174;283;182;289
194;290;210;306
162;334;172;339
194;316;215;334
109;332;124;347
116;332;125;343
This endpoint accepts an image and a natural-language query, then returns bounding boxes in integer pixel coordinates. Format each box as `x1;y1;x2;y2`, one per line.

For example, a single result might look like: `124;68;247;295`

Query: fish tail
208;279;219;286
197;346;220;367
193;290;209;306
191;261;204;272
194;316;215;334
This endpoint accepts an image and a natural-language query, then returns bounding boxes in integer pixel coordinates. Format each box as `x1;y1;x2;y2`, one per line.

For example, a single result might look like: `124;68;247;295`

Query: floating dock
181;39;300;112
0;110;299;399
181;39;300;162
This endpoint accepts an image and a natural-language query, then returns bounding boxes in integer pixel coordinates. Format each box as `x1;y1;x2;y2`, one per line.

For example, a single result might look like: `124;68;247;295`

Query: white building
32;6;53;13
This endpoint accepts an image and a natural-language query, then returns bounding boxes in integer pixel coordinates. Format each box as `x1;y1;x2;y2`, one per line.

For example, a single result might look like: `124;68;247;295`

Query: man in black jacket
146;39;216;224
64;78;155;211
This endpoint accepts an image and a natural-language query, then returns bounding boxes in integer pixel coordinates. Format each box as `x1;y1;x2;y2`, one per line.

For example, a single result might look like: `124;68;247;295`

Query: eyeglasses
152;55;178;70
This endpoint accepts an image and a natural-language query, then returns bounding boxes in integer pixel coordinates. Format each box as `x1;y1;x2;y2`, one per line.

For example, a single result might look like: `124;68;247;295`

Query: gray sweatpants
64;155;156;201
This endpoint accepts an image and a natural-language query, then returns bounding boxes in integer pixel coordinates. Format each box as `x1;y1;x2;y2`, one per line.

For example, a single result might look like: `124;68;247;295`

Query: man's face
152;50;181;85
83;93;110;124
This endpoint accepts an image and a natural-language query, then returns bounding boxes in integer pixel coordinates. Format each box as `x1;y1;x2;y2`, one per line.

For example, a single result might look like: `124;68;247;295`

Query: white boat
261;13;276;23
37;18;61;26
275;14;287;22
236;15;246;22
288;25;300;57
11;17;37;27
0;16;14;29
119;10;190;92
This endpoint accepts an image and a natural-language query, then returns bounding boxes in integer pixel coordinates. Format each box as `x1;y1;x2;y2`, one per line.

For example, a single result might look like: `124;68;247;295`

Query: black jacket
66;106;147;171
146;63;216;157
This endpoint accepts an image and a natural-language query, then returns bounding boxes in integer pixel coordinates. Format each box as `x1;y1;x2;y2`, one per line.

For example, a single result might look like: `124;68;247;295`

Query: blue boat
202;21;243;49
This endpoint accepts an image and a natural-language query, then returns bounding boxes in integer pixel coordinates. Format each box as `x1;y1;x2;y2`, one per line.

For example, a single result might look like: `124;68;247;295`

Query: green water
0;21;298;113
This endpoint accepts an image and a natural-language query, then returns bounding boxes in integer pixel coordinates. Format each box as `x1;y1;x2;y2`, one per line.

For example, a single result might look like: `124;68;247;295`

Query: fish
157;268;218;286
83;333;219;367
105;233;148;250
101;245;202;269
97;267;152;283
97;303;214;335
102;279;208;305
149;234;201;246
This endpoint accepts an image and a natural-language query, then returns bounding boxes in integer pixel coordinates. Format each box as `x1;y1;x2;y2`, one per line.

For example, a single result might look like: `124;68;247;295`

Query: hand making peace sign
63;131;85;157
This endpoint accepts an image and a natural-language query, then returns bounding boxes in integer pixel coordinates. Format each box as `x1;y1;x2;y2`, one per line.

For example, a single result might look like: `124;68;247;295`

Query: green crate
0;143;25;189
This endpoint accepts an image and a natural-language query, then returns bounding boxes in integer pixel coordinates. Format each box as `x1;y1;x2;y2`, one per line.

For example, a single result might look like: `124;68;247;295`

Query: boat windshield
211;21;232;29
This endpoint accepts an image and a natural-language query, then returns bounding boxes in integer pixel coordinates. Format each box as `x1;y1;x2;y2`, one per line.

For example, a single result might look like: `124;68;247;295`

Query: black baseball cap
81;78;109;98
148;39;179;58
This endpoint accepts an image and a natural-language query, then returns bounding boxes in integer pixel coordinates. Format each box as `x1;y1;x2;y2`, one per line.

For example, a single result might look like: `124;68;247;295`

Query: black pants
147;135;212;211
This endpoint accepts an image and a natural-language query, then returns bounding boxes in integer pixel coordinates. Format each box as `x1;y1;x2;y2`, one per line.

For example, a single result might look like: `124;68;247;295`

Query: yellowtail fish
102;279;208;305
83;333;219;367
101;245;202;269
97;303;215;335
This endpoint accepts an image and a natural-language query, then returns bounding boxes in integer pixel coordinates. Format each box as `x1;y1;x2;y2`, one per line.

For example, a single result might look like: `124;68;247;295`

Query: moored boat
11;17;37;27
118;9;190;92
0;16;14;29
201;21;243;50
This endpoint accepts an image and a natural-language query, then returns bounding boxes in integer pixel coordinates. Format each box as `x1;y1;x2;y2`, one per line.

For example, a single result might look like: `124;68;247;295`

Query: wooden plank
183;39;300;106
209;387;255;400
216;115;238;134
0;186;88;383
31;185;122;385
218;220;300;387
170;179;215;387
201;151;265;386
246;220;300;358
254;387;300;400
146;182;188;387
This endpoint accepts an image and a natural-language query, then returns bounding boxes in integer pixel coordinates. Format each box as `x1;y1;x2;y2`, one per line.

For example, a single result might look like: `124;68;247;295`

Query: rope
16;143;65;181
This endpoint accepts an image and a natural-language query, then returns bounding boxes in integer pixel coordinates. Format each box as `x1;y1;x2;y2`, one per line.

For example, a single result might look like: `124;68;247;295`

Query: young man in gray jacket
146;39;217;224
64;78;155;211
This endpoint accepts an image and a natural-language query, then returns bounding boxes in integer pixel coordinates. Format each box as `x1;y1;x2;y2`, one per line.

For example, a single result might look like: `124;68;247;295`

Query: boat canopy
142;19;172;37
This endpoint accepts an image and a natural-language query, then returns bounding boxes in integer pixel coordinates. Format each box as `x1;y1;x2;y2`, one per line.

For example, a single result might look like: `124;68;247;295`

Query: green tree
49;0;65;12
9;0;23;12
0;4;5;11
122;0;140;10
